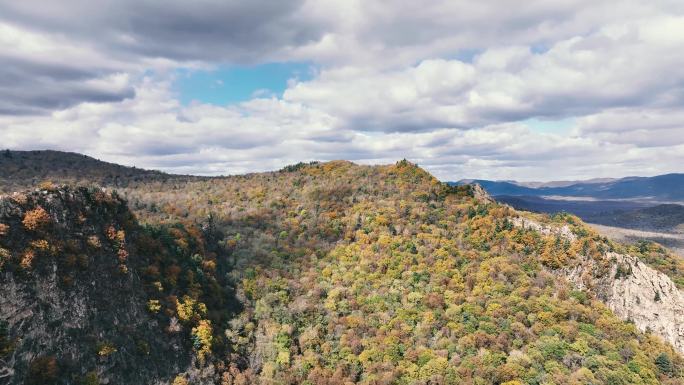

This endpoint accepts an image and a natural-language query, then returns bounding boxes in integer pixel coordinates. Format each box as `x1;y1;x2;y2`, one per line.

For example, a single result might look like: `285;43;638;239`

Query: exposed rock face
563;252;684;354
511;214;684;354
511;216;577;242
0;187;189;385
471;183;494;204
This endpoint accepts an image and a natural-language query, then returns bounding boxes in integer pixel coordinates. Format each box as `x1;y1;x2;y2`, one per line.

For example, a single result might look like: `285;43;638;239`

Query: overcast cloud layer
1;0;683;181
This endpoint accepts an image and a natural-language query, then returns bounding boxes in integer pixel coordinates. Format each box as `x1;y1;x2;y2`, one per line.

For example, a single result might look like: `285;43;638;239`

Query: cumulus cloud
0;0;324;114
0;0;325;62
574;108;684;148
0;0;683;180
2;77;681;181
0;22;137;114
285;15;684;132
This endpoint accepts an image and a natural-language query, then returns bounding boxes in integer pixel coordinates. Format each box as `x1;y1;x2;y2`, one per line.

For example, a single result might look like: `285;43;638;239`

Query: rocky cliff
564;253;684;354
0;186;189;385
514;214;684;355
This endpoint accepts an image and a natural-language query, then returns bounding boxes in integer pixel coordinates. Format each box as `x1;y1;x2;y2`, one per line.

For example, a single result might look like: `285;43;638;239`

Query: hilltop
1;155;683;384
0;150;191;194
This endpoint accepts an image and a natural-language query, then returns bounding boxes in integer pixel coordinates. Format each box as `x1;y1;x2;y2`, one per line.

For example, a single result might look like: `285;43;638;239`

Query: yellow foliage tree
192;320;213;362
22;206;50;231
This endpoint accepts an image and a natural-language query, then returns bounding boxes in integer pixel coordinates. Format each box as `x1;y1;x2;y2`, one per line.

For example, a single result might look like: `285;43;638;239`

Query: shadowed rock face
0;187;189;385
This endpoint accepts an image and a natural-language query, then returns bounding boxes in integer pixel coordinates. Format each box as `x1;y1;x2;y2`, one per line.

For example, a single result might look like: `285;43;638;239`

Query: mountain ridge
0;150;196;195
1;153;683;384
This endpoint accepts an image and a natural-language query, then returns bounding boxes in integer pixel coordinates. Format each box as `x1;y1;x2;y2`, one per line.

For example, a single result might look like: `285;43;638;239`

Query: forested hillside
0;186;239;384
1;155;683;384
0;150;187;194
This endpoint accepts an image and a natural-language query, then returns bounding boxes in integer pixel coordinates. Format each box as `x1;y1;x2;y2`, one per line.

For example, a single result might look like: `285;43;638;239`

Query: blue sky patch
530;43;550;55
522;117;576;133
174;62;314;105
448;48;483;63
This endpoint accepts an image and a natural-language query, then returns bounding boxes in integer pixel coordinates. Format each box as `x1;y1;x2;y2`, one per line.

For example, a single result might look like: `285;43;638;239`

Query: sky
1;0;683;181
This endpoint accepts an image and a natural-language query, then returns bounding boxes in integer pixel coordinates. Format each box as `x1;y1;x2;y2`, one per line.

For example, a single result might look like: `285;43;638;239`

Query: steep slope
489;197;684;255
0;186;238;385
511;215;684;353
565;253;684;353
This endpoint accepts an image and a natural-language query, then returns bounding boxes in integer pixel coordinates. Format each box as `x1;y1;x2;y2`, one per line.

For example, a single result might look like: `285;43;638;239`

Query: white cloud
0;0;683;180
285;14;684;132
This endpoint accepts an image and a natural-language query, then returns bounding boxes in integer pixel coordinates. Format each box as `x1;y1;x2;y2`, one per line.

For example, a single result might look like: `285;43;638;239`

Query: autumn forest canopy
0;154;683;385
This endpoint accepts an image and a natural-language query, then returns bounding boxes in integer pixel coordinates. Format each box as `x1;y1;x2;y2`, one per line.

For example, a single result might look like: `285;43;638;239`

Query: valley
456;176;684;263
587;224;684;257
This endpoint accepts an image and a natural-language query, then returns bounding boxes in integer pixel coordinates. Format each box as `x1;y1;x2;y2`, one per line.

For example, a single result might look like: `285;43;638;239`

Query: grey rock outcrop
511;214;684;354
563;252;684;354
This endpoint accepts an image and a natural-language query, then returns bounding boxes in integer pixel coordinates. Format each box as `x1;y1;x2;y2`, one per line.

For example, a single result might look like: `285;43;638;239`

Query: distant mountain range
454;173;684;202
453;174;684;236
